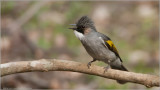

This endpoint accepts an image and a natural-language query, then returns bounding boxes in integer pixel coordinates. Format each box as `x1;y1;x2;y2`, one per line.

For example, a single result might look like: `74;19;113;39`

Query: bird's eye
82;26;85;28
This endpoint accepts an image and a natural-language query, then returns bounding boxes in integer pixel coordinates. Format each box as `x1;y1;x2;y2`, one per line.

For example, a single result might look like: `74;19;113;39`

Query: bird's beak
69;24;77;30
70;24;76;26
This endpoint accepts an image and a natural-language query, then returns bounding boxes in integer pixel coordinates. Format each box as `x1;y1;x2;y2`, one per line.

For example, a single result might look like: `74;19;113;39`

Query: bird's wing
98;33;122;62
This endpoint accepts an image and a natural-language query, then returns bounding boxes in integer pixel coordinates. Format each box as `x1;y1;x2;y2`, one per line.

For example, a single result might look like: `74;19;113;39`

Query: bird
69;16;128;84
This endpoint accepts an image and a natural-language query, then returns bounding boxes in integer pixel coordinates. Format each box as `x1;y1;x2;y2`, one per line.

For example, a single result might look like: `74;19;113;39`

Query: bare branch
1;59;159;87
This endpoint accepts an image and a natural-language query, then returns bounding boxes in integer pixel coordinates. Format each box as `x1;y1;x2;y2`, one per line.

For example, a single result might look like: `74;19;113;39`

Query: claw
103;65;110;73
87;62;92;69
87;59;96;69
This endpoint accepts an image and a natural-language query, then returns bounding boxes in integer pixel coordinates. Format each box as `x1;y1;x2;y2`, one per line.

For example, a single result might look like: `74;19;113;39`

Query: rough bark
1;59;159;88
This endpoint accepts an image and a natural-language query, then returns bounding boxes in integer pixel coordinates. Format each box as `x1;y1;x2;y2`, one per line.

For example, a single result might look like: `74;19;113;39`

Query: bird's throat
74;30;85;40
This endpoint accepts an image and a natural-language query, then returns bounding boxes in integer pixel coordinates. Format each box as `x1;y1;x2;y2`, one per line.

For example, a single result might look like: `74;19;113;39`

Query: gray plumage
70;16;128;84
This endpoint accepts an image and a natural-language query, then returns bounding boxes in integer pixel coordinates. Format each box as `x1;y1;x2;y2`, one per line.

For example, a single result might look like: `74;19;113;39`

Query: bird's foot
87;59;96;69
87;62;92;69
103;65;110;73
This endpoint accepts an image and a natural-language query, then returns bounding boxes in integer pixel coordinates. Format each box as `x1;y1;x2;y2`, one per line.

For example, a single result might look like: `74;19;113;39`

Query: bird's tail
110;64;128;84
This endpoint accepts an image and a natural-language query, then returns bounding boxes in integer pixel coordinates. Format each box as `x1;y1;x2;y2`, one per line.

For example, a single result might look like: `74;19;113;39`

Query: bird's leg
103;60;111;73
87;59;96;69
103;65;110;73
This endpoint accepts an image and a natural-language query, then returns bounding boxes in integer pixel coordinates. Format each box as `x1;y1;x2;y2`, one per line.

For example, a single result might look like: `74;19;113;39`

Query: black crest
76;16;96;30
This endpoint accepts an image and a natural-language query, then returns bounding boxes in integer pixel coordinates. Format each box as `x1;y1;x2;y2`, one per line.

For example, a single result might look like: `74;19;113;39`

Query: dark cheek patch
77;28;84;34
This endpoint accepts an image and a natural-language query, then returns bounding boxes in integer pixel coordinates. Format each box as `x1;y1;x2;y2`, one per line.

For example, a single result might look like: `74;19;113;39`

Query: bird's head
69;16;96;35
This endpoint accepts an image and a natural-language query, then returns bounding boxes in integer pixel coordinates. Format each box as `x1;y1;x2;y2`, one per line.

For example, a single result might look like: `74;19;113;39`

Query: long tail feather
111;64;128;84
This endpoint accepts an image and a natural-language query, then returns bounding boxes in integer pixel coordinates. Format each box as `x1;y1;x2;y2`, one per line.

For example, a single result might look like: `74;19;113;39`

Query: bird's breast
81;36;116;62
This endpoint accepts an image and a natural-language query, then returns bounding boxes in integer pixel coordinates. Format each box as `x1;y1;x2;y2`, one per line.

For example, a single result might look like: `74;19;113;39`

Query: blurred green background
1;1;159;89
